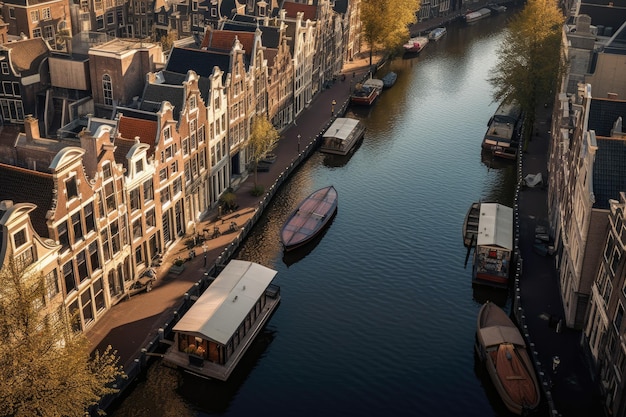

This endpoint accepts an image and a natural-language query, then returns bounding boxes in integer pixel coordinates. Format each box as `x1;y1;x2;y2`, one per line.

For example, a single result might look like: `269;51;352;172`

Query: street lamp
297;134;301;153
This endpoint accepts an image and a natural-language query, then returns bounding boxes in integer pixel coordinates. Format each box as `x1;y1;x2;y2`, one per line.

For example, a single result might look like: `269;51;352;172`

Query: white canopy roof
476;203;513;249
323;118;361;141
172;260;277;345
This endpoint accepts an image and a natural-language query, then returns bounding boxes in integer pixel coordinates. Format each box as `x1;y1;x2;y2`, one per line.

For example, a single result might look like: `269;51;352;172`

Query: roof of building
166;47;234;78
2;38;49;74
142;82;185;120
0;163;54;237
579;1;626;37
594;138;626;209
588;97;626;136
201;29;255;55
282;1;317;20
117;115;158;151
172;260;278;344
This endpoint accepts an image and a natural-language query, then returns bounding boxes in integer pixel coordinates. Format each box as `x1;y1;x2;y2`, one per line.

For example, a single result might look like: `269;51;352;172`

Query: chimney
0;200;13;211
608;92;618;100
24;115;40;141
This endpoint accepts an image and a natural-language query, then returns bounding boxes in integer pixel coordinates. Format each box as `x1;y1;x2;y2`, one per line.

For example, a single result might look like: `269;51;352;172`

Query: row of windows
57;202;96;251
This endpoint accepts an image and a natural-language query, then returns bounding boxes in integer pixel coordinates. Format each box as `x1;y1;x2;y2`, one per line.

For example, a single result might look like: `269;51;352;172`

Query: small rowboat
280;186;338;251
476;301;541;415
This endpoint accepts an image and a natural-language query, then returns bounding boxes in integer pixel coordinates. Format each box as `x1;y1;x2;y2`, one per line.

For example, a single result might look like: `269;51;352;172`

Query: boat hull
281;186;338;251
465;8;492;23
476;302;541;415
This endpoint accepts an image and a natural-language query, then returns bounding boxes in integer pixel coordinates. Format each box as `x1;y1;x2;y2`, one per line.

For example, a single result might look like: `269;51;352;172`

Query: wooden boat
476;301;541;415
281;186;338;251
428;27;447;41
321;117;365;156
465;8;491;23
350;78;383;106
482;101;522;160
403;36;429;53
163;260;281;381
381;71;397;89
463;202;481;248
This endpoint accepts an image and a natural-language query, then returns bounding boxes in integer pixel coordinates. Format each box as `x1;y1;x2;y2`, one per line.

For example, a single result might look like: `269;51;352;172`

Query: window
190;95;197;109
102;74;113;106
100;229;110;261
9;8;15;19
182;138;189;156
43;26;54;42
146;208;155;228
45;269;59;300
129;188;140;211
132;219;142;240
41;7;51;20
1;63;8;75
158;14;164;24
110;220;120;254
81;289;93;323
66;177;78;199
106;12;114;24
93;278;105;311
63;260;76;293
159;168;168;182
84;202;95;232
89;241;100;271
173;177;182;195
57;221;69;250
72;211;83;242
68;299;81;332
164;126;171;140
13;229;27;248
103;163;112;179
77;250;88;282
30;10;39;22
143;179;154;202
135;159;143;173
104;181;116;212
161;186;171;204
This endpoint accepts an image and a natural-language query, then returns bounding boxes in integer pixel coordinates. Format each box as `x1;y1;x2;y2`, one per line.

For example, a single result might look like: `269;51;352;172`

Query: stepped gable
166;47;232;78
2;38;49;74
282;1;317;20
0;163;54;238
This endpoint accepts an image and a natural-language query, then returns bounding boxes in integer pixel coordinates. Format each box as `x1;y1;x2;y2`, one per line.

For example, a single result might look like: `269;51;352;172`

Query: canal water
109;12;522;417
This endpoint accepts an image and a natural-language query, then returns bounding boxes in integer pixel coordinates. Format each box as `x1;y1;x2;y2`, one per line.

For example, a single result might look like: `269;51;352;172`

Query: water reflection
282;215;336;267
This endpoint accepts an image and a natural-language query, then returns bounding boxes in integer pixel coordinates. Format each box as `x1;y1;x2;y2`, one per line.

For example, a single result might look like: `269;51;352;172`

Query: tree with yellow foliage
248;116;280;194
0;259;125;417
360;0;421;65
489;0;564;141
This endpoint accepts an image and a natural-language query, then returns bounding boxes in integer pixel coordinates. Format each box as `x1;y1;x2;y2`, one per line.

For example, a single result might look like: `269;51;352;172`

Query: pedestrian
331;99;336;116
189;249;195;259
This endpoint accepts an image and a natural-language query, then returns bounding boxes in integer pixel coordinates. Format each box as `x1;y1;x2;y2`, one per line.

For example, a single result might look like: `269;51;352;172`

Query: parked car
128;268;156;296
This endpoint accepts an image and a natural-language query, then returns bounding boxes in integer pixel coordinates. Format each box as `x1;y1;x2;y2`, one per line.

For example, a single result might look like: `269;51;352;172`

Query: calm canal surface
110;13;522;417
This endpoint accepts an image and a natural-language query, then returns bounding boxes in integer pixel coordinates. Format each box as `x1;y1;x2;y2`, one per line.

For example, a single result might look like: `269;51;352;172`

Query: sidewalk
86;51;385;367
517;107;603;416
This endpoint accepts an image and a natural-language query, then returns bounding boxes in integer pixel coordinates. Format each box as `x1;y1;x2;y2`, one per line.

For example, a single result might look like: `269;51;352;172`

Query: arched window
103;74;113;106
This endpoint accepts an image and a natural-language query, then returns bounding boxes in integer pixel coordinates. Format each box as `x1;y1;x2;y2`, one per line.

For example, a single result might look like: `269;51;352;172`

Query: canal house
164;260;281;380
472;203;513;288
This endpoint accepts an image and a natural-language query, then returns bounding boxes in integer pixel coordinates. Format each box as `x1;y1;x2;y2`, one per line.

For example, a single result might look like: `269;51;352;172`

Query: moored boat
472;203;513;288
350;78;383;106
281;186;338;251
465;7;491;23
463;202;481;248
403;36;429;53
381;71;397;89
321;117;365;156
482;101;522;160
476;301;541;415
428;27;447;41
163;260;281;381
